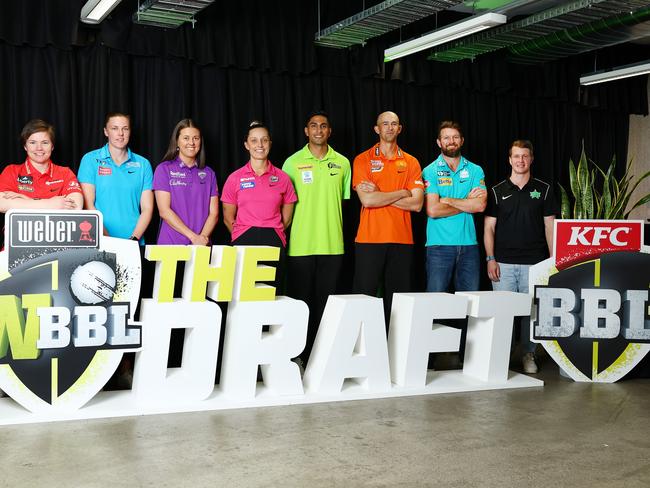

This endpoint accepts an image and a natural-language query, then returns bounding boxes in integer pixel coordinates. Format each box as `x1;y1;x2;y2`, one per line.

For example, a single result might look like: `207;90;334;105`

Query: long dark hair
162;118;206;168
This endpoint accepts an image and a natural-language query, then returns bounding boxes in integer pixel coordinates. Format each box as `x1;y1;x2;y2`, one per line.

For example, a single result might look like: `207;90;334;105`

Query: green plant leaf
558;183;572;219
569;158;579;199
624;193;650;219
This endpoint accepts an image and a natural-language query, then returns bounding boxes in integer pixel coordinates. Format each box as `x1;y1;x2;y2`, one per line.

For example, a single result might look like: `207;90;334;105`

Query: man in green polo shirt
283;111;351;365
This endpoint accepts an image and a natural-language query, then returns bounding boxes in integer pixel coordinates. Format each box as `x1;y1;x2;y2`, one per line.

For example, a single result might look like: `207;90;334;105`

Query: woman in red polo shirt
221;121;297;289
0;119;83;212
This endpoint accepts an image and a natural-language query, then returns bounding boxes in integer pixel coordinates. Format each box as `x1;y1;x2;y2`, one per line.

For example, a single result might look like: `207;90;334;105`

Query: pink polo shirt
221;161;297;246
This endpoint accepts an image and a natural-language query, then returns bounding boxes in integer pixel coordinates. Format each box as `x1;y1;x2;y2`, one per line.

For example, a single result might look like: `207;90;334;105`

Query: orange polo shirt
353;144;423;244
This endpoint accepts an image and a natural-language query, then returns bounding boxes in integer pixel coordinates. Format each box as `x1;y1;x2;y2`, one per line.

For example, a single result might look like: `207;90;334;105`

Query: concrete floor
1;357;649;488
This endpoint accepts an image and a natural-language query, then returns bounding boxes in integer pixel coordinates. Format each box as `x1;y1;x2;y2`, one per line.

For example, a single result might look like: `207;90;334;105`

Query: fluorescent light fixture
580;61;650;86
384;12;507;62
80;0;123;24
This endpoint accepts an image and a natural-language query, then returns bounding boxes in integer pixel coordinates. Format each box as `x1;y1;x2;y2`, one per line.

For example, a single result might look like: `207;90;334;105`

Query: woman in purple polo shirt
153;119;219;245
221;121;297;289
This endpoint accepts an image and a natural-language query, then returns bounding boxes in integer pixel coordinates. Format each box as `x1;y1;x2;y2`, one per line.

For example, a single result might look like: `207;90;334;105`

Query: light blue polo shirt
78;144;153;240
422;154;485;246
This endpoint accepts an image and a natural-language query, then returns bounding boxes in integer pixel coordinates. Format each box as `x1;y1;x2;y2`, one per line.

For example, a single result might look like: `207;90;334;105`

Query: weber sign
6;211;100;270
530;219;650;382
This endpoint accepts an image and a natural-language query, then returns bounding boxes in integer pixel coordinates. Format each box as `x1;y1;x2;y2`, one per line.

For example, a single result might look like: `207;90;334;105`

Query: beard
441;145;461;158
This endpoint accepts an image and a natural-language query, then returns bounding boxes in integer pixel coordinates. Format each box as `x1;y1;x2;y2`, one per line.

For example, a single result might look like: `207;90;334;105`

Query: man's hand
487;260;500;282
467;187;487;199
356;180;378;193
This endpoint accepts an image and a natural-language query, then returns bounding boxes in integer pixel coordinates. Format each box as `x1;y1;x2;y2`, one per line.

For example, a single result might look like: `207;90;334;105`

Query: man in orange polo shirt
352;111;424;322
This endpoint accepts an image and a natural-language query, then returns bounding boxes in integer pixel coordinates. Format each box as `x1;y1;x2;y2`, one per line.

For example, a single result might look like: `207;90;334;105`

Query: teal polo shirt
78;144;153;240
422;154;485;246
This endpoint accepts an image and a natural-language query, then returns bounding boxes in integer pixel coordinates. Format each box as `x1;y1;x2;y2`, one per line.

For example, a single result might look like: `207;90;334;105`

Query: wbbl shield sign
530;220;650;382
0;210;142;413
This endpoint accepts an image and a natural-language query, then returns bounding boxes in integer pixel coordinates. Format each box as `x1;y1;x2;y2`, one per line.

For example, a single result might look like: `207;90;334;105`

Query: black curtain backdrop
1;0;648;291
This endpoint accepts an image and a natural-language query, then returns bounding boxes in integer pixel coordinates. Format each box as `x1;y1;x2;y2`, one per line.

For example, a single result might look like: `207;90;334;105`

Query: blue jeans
491;262;536;354
426;245;480;292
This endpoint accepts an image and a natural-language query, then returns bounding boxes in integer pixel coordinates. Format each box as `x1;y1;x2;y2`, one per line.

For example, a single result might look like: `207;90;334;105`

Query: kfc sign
555;220;643;269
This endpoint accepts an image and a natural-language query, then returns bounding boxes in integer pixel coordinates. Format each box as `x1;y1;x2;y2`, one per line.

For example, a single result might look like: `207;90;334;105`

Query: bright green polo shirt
283;144;351;256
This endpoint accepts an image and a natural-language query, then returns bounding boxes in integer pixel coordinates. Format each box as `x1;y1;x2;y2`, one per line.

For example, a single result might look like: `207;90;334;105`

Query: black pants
287;254;344;363
232;226;286;294
352;243;413;326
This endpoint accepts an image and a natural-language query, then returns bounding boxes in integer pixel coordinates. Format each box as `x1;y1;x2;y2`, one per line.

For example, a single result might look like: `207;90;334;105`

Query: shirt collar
174;156;198;170
301;144;333;161
372;143;403;161
245;160;276;176
435;154;467;173
24;158;53;177
99;144;134;165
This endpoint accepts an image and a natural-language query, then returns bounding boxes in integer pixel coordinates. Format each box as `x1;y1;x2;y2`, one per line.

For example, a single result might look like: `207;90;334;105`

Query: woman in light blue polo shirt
78;112;154;243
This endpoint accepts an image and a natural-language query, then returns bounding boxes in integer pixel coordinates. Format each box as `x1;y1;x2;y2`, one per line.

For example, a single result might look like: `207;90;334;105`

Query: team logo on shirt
328;163;341;169
438;177;452;186
530;189;541;199
98;167;112;176
370;160;384;173
396;161;407;173
269;175;279;184
459;169;469;179
198;171;207;179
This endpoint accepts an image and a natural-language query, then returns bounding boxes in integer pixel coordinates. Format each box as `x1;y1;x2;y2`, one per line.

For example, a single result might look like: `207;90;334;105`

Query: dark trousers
232;226;286;294
352;243;413;326
287;254;344;363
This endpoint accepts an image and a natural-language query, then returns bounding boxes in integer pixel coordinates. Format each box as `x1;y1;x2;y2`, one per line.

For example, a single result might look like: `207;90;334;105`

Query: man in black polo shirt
484;140;556;374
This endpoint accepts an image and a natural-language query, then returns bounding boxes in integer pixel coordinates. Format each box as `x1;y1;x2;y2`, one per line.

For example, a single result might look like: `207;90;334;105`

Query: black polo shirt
486;177;556;264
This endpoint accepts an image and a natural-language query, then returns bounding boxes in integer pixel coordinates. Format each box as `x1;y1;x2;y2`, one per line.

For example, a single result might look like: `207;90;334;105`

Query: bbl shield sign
530;220;650;382
0;210;142;413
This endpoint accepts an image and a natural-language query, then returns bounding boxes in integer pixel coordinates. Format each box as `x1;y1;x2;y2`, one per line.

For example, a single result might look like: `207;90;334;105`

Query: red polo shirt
0;159;82;199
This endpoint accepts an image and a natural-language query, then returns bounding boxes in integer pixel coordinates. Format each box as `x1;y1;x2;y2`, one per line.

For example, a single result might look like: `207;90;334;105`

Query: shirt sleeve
61;168;82;196
0;166;16;192
352;154;370;190
142;159;154;191
485;185;498;217
422;164;438;196
406;157;424;192
220;173;237;204
152;164;170;192
77;153;96;185
543;181;557;216
342;158;351;200
210;169;219;198
472;165;487;191
281;159;295;184
282;173;298;204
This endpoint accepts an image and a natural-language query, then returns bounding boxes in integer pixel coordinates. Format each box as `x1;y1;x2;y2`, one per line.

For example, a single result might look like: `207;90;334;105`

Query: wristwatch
485;255;495;262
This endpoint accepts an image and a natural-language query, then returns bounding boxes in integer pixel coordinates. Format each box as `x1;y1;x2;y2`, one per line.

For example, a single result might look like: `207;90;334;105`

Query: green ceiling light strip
508;6;650;63
428;0;649;62
314;0;464;49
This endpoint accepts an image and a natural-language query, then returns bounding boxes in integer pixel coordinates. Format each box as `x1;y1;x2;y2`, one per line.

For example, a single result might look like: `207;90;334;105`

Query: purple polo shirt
152;157;219;245
221;161;297;246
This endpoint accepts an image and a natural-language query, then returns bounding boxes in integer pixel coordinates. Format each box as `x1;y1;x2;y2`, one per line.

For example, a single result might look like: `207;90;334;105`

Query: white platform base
0;370;543;426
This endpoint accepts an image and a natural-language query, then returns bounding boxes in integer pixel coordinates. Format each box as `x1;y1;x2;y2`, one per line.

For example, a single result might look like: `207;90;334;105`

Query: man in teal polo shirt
283;111;351;364
422;121;487;293
78;112;154;243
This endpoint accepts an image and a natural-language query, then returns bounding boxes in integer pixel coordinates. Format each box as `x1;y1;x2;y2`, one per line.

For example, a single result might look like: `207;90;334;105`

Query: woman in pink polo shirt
221;121;297;289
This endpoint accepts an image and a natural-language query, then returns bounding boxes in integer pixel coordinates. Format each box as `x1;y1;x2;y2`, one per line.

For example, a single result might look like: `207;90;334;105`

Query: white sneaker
522;352;538;374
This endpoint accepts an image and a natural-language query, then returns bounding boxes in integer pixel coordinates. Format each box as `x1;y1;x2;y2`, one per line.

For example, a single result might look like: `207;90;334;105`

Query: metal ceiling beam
133;0;215;28
428;0;650;62
314;0;464;49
